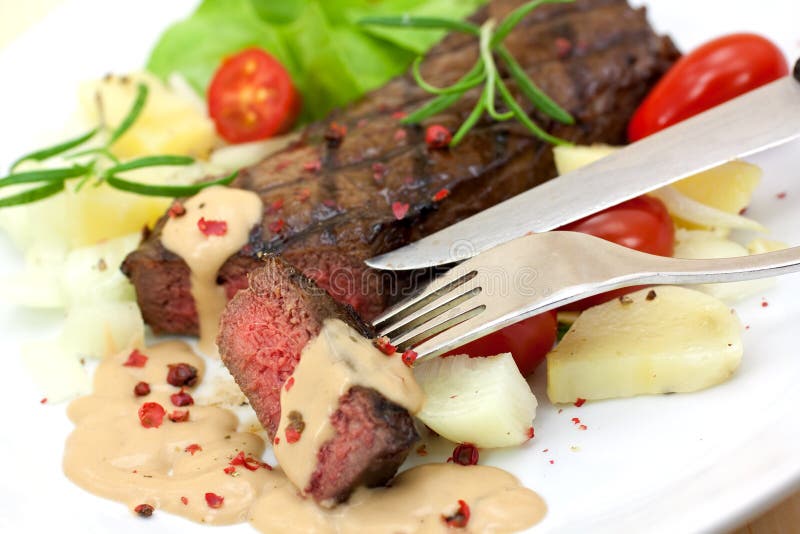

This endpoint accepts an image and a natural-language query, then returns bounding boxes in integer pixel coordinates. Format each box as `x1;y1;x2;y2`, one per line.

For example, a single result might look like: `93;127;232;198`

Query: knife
366;73;800;271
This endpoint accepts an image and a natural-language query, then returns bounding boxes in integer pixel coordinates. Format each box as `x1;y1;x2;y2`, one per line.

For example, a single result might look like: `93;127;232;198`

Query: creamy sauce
161;185;262;356
63;327;545;531
250;463;547;533
274;319;425;495
64;342;273;524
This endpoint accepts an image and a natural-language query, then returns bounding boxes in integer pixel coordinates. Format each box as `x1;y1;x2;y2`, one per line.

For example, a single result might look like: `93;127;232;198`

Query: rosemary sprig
361;0;575;146
1;82;236;208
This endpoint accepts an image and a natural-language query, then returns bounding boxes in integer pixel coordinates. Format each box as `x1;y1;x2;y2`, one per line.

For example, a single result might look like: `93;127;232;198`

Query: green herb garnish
361;0;576;146
1;83;232;208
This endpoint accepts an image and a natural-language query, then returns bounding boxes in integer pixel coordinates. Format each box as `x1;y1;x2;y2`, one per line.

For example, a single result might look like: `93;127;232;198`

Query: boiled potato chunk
673;161;761;216
79;72;217;159
553;144;618;174
63;181;171;247
547;286;742;404
414;353;537;448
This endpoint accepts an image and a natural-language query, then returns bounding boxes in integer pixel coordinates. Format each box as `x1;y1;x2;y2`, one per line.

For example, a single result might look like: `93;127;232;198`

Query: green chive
358;16;480;35
105;155;194;175
411;57;486;96
496;77;572;146
10;128;97;172
0;166;90;189
104;170;238;197
66;146;121;164
451;88;487;146
403;93;463;124
108;83;148;145
497;45;575;124
0;181;65;208
403;61;486;124
479;20;513;121
492;0;574;46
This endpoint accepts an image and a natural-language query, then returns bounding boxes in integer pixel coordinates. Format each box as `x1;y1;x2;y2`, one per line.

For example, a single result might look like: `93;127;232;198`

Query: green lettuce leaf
146;0;486;122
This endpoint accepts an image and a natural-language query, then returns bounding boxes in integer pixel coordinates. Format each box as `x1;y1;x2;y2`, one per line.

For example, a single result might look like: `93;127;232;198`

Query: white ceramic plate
0;1;798;533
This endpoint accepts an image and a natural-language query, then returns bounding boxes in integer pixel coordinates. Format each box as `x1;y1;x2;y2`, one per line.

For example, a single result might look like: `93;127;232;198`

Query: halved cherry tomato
446;311;558;377
560;195;674;310
208;48;301;144
628;33;788;141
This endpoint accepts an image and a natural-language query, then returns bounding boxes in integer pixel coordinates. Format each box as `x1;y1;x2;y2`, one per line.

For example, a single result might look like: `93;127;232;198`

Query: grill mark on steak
122;0;679;334
217;257;418;503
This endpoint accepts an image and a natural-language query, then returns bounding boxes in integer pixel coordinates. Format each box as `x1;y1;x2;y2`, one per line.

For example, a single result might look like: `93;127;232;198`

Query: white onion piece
167;72;207;115
60;233;140;305
414;353;537;448
210;133;300;171
673;230;773;303
650;186;766;232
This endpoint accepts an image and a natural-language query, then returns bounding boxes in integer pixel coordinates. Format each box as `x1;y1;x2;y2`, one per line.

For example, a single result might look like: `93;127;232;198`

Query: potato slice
414;353;537;448
547;286;742;404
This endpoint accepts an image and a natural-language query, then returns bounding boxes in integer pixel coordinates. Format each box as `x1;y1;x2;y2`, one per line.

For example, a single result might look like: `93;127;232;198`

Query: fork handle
637;245;800;286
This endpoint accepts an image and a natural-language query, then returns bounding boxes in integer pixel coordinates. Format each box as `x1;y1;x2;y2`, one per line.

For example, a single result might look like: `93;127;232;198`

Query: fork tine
407;308;498;360
372;264;479;331
391;284;487;348
381;285;482;339
395;304;487;353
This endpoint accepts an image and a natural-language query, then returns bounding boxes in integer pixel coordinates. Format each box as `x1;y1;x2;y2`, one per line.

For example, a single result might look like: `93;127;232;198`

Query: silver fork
373;231;800;362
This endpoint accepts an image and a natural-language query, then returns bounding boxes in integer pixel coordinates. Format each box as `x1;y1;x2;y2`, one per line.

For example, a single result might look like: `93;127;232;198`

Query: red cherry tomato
207;48;301;144
628;33;788;141
445;311;558;377
560;195;674;310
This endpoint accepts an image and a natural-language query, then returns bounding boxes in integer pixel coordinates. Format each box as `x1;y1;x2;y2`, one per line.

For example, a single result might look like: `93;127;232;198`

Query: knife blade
366;74;800;271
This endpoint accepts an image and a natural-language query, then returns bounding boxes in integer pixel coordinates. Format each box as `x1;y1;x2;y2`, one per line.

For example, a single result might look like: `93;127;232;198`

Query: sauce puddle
64;338;546;532
250;463;546;533
161;185;262;356
64;341;272;524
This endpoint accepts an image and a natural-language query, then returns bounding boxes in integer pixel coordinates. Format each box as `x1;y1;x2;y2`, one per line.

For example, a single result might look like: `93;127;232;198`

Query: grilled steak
218;256;418;503
123;0;678;334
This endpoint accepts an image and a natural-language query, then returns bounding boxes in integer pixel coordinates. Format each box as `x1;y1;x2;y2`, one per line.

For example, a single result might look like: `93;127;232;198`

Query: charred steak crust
123;0;679;334
217;257;417;502
310;386;419;504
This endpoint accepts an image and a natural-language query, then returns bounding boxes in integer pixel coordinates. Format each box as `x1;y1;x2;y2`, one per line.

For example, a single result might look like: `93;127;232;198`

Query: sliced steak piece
218;256;418;503
123;0;679;335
